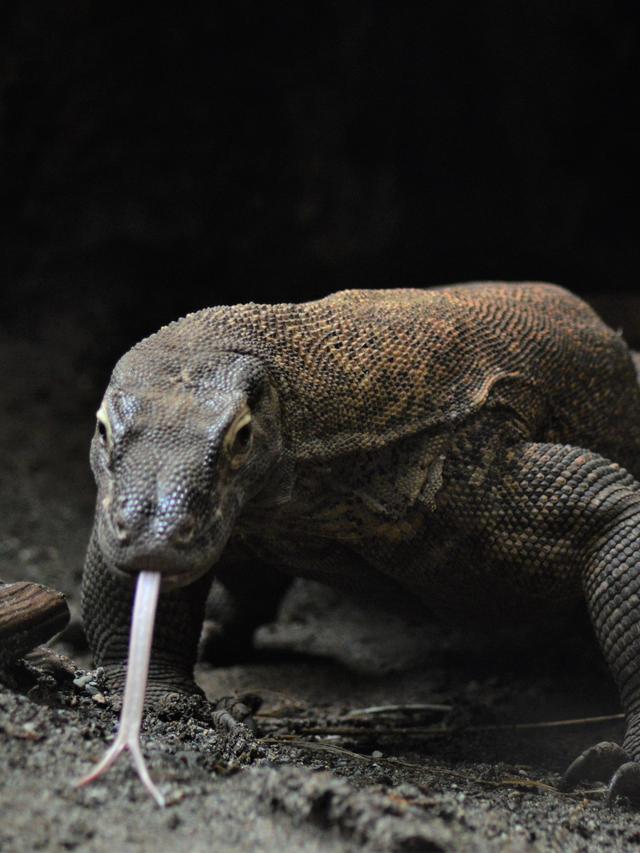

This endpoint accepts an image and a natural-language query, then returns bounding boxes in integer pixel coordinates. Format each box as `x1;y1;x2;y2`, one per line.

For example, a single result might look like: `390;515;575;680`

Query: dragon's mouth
156;565;211;590
76;571;166;806
110;561;210;592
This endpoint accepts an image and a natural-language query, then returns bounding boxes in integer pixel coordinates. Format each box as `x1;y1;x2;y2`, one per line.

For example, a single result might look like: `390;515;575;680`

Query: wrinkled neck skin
91;351;287;592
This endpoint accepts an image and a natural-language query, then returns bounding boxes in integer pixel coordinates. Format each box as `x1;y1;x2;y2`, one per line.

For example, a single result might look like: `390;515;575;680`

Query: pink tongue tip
76;570;165;807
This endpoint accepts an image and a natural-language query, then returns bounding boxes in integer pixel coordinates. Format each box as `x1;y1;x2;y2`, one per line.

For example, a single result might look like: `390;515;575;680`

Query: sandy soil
3;312;640;852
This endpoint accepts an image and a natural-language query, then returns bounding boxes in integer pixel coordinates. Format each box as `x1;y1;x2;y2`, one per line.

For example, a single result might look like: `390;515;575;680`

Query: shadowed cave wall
2;1;638;362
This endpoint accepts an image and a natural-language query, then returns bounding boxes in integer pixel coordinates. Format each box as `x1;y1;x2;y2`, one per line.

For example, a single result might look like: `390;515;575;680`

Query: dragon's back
119;282;640;469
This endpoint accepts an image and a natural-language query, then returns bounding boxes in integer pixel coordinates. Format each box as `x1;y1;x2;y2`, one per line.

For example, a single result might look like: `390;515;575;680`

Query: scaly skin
81;282;640;804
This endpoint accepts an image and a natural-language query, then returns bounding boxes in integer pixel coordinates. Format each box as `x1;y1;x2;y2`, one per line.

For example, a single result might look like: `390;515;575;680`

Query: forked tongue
77;571;165;807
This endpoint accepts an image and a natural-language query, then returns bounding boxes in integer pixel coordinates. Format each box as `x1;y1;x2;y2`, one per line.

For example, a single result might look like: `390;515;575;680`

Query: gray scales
79;282;640;805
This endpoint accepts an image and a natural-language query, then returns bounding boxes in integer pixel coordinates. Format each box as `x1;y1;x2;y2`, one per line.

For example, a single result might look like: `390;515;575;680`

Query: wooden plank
0;582;70;664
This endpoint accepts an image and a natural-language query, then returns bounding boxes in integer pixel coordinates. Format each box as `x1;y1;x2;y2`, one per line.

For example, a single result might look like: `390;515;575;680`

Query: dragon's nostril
112;513;131;543
171;515;196;545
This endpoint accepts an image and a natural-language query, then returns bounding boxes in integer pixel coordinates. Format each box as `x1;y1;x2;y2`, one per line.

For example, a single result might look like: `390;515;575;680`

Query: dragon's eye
233;421;252;451
96;402;112;451
224;410;253;468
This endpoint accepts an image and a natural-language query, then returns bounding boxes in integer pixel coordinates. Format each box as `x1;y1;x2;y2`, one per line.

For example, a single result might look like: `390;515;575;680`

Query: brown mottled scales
81;282;640;804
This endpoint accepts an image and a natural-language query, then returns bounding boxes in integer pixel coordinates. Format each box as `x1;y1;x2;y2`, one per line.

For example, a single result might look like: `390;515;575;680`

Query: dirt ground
3;303;640;852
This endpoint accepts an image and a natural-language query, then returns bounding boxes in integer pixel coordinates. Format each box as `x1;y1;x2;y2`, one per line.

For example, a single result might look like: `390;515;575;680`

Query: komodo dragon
79;282;640;806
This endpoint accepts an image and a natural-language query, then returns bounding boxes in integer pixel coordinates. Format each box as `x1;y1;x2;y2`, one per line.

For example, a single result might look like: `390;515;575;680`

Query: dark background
1;1;639;369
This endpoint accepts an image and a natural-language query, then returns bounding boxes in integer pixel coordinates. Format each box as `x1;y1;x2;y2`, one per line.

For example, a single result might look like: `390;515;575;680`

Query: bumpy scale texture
82;282;640;798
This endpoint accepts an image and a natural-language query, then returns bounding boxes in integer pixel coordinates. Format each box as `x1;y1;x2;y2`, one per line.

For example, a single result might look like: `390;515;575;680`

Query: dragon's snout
97;478;229;589
109;500;197;548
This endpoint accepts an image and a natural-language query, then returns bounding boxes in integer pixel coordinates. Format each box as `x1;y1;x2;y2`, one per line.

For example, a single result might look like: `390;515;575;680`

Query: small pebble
371;750;383;759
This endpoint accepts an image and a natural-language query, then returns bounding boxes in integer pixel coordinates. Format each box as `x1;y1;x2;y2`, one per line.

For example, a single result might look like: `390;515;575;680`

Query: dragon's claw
562;741;640;807
562;741;629;789
608;761;640;807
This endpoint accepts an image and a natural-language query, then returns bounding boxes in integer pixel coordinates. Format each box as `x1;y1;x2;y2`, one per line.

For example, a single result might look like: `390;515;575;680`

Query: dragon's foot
562;741;640;806
99;663;204;710
211;693;259;732
148;690;258;734
562;741;628;787
207;694;261;760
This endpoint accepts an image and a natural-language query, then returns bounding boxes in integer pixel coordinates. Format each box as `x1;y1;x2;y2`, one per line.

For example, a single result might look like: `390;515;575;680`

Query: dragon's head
92;347;282;590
